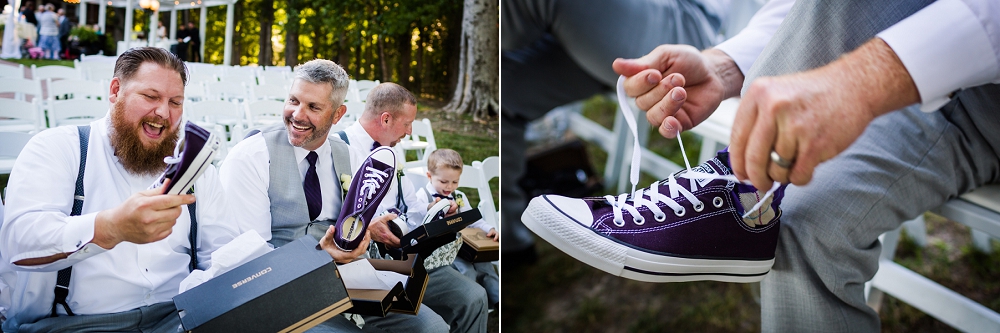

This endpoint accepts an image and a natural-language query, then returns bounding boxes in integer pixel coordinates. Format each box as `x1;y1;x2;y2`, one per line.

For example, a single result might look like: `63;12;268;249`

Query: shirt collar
292;138;332;164
345;122;377;150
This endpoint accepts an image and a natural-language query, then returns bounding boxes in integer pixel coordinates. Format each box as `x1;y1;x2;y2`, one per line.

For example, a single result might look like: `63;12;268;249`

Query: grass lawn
502;94;1000;332
4;58;75;68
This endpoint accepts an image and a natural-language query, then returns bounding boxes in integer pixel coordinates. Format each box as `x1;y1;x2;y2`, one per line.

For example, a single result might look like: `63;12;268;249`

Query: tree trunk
354;30;364;78
337;30;349;68
258;0;274;66
443;0;498;120
378;35;389;82
397;31;411;90
312;24;323;60
230;1;243;66
284;0;301;67
415;27;426;94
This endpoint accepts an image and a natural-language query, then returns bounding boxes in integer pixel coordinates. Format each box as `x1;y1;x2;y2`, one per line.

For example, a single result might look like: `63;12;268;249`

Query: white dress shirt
714;0;1000;112
414;183;494;234
219;133;343;243
341;122;426;227
0;116;236;323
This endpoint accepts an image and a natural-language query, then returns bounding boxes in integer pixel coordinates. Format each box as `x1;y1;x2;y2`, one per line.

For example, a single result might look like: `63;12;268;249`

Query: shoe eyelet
694;202;705;212
633;216;645;225
713;196;724;208
674;207;686;217
614;218;625;227
654;213;666;222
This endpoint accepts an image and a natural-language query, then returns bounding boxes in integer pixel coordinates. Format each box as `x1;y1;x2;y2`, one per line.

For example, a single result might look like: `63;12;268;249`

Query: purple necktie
371;141;381;151
304;151;321;221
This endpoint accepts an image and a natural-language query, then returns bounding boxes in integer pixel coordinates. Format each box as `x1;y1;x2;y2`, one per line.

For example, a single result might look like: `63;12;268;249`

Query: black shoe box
173;236;352;333
458;228;499;262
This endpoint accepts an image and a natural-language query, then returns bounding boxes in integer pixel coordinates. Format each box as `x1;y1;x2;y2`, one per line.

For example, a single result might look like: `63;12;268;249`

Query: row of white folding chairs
185;81;290;103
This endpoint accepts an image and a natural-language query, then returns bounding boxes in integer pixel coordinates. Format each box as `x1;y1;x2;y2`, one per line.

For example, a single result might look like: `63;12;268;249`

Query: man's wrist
821;38;919;119
704;48;745;100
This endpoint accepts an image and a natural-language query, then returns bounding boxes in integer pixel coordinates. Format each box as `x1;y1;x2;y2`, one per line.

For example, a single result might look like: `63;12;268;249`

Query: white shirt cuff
877;0;1000;112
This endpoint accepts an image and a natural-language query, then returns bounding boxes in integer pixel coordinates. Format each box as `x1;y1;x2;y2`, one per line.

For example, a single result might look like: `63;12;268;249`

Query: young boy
415;149;499;310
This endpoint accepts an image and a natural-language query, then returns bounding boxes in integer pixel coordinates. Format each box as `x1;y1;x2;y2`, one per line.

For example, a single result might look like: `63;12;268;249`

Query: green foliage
70;26;100;44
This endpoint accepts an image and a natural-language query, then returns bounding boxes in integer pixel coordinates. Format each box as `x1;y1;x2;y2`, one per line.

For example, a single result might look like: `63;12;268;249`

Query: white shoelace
163;121;187;165
610;76;780;226
360;167;389;199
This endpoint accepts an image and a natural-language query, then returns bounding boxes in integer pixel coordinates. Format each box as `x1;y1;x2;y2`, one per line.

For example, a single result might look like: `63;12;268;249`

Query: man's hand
612;45;744;138
368;213;401;248
729;38;920;190
318;225;369;264
92;179;194;249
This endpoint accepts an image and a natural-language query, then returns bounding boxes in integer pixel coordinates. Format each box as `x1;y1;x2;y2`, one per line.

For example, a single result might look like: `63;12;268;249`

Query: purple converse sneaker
522;150;786;283
333;146;396;251
151;121;220;195
521;76;787;283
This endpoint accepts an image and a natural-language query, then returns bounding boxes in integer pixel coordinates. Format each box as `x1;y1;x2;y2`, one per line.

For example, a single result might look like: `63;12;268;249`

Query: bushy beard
109;99;179;177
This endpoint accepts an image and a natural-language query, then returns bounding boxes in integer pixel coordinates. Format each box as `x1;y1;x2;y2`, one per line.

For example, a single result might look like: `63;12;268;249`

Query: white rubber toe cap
539;195;594;227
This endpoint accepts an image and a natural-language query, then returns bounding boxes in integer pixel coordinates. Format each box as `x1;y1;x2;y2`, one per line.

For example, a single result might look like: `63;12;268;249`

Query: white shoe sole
522;196;773;283
164;132;220;195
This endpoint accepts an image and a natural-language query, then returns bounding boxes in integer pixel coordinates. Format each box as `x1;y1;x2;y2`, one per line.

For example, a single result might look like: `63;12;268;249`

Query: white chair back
246;100;285;126
0;131;35;175
0;78;44;102
49;99;108;127
48;79;106;101
258;71;288;86
0;99;41;133
356;80;379;91
185;82;207;102
0;64;25;78
187;100;245;142
31;65;81;81
205;82;248;102
342;101;365;123
251;84;288;101
474;156;500;228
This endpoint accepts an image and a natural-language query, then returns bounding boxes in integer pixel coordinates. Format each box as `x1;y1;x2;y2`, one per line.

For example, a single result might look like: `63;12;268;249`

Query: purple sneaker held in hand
333;146;396;251
150;121;220;195
521;76;787;283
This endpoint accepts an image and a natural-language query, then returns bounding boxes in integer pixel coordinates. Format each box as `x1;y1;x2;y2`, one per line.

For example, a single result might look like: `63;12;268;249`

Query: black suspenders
51;126;199;317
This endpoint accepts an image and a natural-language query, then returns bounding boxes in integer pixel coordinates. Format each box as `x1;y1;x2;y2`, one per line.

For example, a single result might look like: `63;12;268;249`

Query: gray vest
261;124;353;247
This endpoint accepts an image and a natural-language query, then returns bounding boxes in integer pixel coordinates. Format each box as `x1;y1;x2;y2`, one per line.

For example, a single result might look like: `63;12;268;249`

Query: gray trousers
452;258;499;307
310;307;450;333
16;302;181;333
747;0;1000;331
502;0;723;251
422;266;489;333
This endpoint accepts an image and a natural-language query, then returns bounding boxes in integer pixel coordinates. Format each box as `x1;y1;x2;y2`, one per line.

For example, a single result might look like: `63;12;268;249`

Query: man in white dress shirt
0;47;238;332
219;59;450;332
613;0;1000;330
337;83;489;333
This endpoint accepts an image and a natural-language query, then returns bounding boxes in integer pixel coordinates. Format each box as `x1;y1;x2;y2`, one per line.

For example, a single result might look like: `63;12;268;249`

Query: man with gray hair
221;59;450;332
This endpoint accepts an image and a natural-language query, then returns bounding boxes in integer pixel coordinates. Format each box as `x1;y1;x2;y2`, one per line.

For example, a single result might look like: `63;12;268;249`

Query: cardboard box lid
344;254;428;317
400;209;482;254
174;236;350;332
460;228;499;251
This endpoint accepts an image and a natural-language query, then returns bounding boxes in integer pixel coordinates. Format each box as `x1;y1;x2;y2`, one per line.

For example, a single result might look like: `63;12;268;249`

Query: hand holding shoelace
729;38;920;190
612;45;744;139
93;179;195;249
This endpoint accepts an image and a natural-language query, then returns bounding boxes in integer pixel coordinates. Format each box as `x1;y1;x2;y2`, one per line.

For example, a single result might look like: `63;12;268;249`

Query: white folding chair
0;64;25;79
258;71;288;86
187;72;217;84
219;71;257;86
187;100;245;144
473;156;500;228
0;131;35;175
400;118;437;168
205;81;248;102
251;84;288;101
341;101;365;123
184;82;208;103
48;79;107;102
0;100;41;133
358;89;372;103
31;65;81;82
74;60;114;81
246;100;285;127
355;80;379;92
49;99;108;127
0;78;44;102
